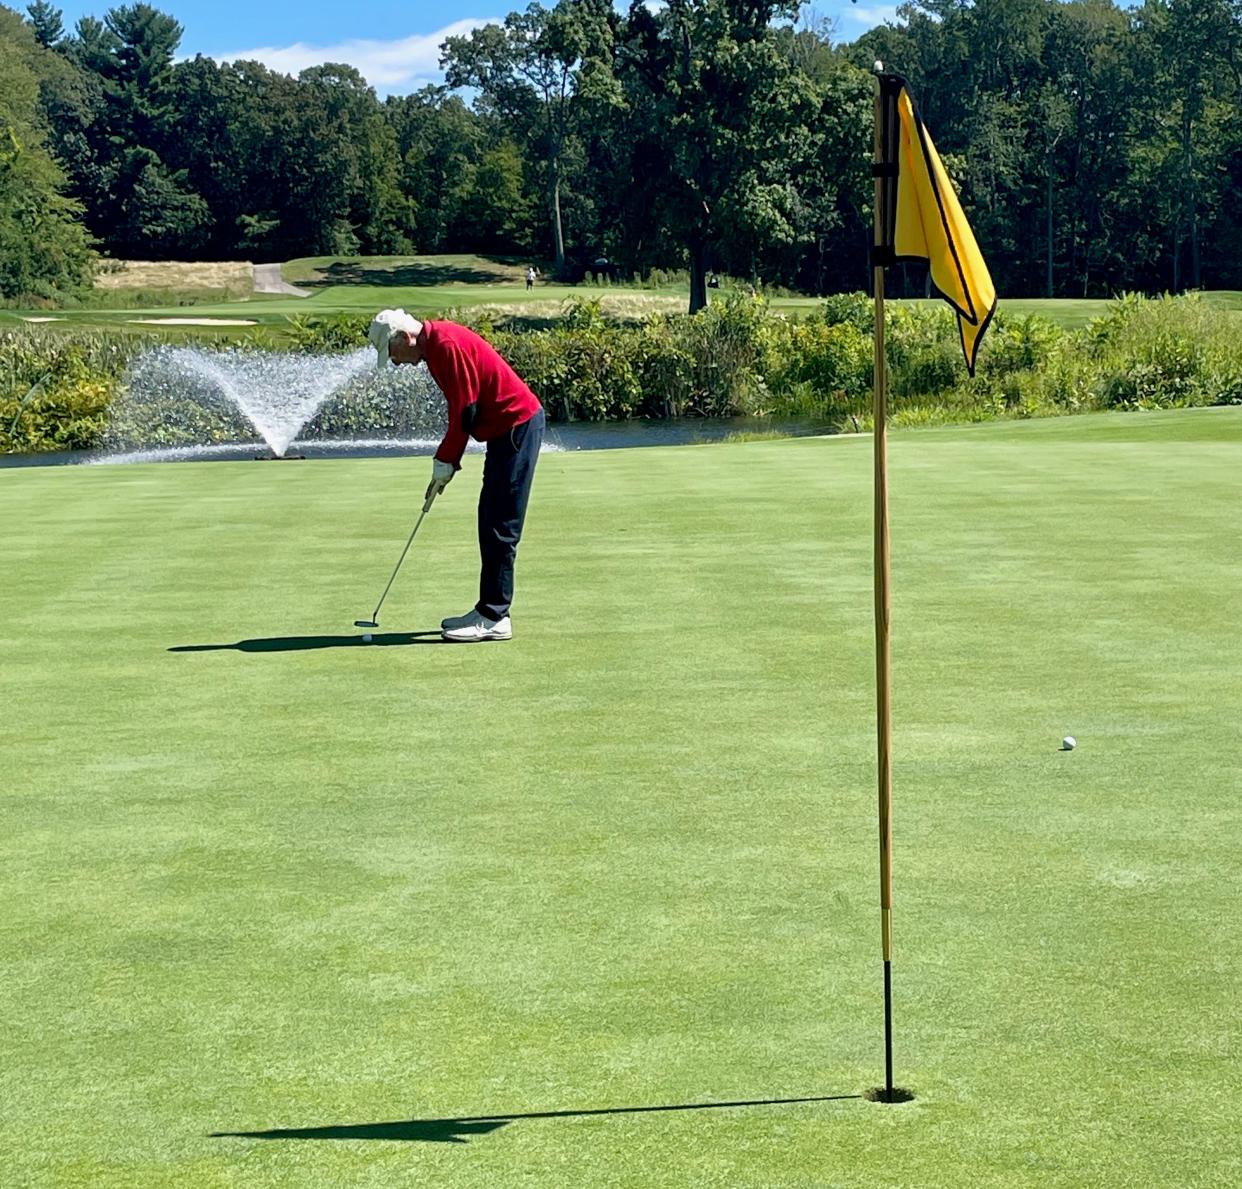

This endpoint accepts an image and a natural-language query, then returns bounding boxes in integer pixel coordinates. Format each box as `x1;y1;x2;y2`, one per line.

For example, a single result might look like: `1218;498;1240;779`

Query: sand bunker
128;318;258;326
21;316;64;322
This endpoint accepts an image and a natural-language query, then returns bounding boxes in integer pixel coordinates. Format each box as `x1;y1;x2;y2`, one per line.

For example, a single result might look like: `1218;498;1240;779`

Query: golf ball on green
1062;736;1076;750
362;633;373;643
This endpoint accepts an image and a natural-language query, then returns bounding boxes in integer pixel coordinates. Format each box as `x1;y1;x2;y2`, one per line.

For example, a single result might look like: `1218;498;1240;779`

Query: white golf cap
367;308;423;369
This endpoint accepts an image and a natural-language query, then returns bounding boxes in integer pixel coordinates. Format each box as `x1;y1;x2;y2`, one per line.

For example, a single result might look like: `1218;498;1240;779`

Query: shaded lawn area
283;253;532;288
2;409;1241;1186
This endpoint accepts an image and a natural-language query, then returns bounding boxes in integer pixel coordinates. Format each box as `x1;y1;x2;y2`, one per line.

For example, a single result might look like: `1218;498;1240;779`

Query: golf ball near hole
362;633;373;643
1062;736;1076;750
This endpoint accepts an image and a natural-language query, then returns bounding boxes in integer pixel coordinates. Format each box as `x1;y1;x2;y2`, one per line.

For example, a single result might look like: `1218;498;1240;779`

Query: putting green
2;409;1240;1186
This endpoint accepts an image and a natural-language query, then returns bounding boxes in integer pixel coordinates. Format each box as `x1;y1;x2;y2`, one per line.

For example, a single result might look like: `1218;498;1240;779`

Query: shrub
765;318;872;419
884;304;963;403
1;326;160;452
6;293;1242;455
283;313;371;353
818;292;875;334
1085;294;1236;410
492;309;644;422
977;313;1060;381
652;291;771;417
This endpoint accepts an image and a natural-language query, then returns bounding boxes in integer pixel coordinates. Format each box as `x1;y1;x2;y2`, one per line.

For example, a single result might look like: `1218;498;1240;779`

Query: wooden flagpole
872;68;897;1102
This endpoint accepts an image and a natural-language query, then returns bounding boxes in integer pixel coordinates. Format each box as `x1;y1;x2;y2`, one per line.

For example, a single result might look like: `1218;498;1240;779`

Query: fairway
3;410;1241;1186
16;254;1242;337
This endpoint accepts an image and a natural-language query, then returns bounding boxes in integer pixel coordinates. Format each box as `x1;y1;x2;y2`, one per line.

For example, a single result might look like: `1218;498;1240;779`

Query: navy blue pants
476;409;544;621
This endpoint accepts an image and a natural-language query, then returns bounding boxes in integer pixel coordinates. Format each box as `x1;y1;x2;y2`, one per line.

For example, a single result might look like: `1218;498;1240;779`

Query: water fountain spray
102;344;448;461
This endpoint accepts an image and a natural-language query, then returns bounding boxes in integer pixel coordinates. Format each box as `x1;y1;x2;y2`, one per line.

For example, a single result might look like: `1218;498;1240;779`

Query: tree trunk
1179;101;1193;292
688;244;707;314
1046;167;1054;297
1191;203;1200;289
550;167;565;276
1187;141;1200;290
1081;208;1092;297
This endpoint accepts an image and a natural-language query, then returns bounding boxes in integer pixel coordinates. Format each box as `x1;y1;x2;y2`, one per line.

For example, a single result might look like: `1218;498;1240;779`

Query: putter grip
423;484;438;513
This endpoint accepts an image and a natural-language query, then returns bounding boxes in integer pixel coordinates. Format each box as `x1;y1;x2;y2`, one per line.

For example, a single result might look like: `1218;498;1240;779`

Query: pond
0;416;840;468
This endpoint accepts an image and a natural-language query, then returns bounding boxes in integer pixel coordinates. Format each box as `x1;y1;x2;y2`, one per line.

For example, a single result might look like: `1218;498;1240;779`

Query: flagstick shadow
212;1093;862;1145
169;632;445;653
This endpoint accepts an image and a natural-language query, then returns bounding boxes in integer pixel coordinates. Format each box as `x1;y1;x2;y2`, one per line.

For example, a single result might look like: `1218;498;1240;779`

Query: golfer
368;309;544;642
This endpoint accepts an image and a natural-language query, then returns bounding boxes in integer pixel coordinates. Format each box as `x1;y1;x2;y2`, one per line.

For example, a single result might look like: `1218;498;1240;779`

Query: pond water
0;416;839;468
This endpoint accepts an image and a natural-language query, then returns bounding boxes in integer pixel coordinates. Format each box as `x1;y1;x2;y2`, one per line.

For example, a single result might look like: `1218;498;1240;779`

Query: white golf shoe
442;613;512;642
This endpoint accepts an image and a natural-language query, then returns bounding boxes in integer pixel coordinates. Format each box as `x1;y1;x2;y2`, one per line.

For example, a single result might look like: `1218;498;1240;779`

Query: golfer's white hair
367;308;424;368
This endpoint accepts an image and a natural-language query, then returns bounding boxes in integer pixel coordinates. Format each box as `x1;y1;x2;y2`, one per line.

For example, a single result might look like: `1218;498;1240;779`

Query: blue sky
42;1;902;94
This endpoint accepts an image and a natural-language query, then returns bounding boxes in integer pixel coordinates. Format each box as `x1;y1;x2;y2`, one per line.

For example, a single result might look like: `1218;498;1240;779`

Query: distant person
525;266;537;290
367;309;544;643
707;272;719;289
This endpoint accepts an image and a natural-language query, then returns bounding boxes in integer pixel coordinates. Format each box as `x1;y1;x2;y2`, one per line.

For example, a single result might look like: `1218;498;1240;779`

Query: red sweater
422;321;542;468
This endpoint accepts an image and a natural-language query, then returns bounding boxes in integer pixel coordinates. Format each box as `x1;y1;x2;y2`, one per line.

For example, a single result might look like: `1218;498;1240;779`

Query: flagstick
871;73;898;1104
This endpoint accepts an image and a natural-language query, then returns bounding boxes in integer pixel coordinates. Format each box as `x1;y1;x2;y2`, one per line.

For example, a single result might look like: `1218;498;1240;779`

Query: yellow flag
875;76;996;374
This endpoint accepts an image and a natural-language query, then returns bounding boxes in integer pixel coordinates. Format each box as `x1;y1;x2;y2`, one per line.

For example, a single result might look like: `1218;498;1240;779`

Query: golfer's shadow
212;1093;861;1146
169;631;446;653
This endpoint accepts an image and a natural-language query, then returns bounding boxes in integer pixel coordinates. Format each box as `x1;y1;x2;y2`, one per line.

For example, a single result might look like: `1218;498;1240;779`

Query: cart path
253;263;311;297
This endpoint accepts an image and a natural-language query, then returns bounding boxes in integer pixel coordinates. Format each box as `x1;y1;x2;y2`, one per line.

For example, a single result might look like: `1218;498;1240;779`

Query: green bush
1085;293;1239;410
648;291;770;417
493;291;771;421
6;293;1242;455
494;325;644;421
764;318;872;419
283;313;371;352
977;313;1061;381
885;304;963;403
0;326;161;452
818;291;875;334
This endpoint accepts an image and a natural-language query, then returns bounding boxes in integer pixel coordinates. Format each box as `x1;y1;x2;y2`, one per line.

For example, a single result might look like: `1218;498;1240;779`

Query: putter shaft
359;491;436;627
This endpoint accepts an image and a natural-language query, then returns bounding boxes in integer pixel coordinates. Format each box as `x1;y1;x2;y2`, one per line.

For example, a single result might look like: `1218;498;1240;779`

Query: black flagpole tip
864;1086;915;1104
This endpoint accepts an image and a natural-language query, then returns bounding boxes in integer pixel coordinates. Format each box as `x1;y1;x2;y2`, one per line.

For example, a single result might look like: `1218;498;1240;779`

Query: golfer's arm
434;424;469;470
430;347;476;469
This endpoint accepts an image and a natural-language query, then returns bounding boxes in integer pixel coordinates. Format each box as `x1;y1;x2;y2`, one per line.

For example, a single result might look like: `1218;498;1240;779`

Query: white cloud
218;19;491;93
844;5;899;26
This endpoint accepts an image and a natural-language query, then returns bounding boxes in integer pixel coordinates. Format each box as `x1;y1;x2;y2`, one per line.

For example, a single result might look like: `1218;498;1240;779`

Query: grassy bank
2;409;1240;1185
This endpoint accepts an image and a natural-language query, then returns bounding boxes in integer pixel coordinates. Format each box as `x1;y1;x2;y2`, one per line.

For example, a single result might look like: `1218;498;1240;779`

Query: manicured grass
3;410;1242;1186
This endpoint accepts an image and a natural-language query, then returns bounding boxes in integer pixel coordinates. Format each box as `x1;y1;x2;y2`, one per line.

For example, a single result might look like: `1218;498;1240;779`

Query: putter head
354;619;379;629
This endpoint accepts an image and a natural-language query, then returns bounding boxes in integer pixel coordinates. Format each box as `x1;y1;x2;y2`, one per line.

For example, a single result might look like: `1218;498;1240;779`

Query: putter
354;485;438;629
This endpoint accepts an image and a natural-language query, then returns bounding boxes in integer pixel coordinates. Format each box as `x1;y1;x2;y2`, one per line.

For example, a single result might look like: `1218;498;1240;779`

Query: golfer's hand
426;458;455;499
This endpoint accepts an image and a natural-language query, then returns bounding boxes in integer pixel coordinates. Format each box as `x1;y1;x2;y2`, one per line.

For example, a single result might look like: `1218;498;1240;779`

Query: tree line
3;0;1242;306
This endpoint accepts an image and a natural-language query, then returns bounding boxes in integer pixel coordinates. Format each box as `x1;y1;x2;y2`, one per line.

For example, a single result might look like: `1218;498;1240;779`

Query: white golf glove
426;458;455;500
